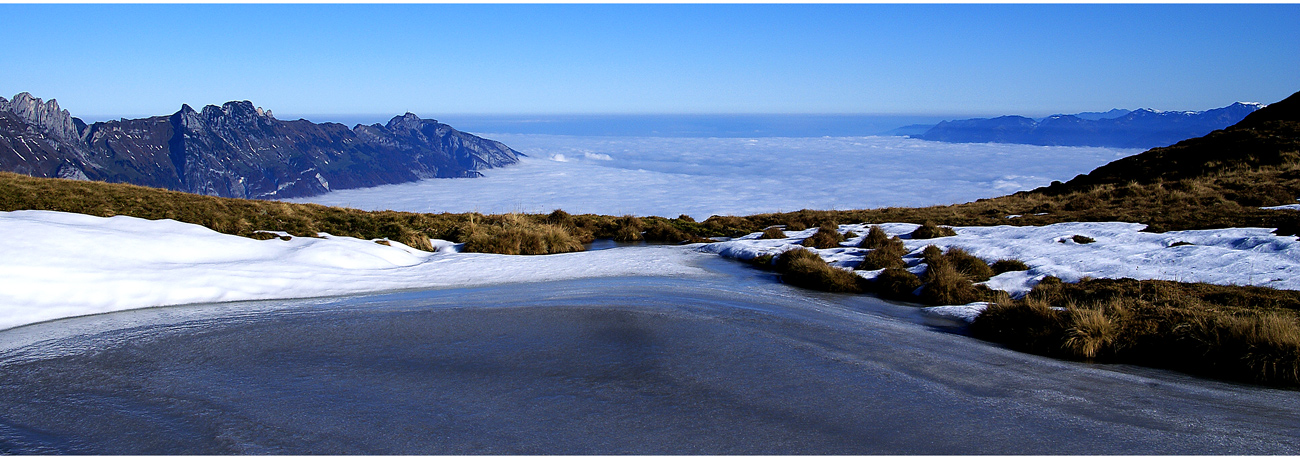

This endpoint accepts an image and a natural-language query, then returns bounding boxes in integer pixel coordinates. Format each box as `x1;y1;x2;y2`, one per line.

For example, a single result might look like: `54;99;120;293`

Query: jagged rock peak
191;100;279;127
386;112;442;132
0;92;79;141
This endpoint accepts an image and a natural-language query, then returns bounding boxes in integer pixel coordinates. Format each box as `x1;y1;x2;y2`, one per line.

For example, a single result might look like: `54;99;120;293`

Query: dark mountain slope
1036;91;1300;196
0;92;521;199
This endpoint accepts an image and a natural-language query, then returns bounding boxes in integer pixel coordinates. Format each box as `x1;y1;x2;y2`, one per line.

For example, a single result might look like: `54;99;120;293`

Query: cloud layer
289;134;1140;219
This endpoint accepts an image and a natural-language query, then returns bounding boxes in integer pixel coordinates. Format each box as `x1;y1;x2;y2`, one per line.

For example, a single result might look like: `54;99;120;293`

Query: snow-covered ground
4;208;1299;331
288;135;1139;219
0;210;713;331
701;222;1300;322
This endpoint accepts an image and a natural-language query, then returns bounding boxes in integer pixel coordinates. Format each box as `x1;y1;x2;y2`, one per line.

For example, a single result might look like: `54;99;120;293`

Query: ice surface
288;135;1139;219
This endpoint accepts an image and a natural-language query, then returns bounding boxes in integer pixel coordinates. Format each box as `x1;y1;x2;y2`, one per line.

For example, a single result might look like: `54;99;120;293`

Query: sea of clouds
290;134;1141;219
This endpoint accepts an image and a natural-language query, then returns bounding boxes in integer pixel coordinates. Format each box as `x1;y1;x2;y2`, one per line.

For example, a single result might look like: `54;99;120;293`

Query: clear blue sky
3;4;1297;119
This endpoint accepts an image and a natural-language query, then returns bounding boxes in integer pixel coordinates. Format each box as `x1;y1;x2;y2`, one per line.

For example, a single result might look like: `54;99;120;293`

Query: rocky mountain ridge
915;102;1264;149
0;92;520;199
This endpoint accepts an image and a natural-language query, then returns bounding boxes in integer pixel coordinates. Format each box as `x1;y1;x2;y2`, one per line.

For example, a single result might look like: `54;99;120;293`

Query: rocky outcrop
916;102;1265;149
0;92;80;141
0;93;522;199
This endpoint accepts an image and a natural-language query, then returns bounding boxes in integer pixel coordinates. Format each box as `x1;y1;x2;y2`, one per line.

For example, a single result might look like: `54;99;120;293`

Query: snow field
0;210;713;330
699;222;1300;322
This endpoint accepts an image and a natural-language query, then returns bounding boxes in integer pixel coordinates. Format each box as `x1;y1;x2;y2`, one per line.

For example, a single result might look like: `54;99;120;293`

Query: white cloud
290;134;1141;219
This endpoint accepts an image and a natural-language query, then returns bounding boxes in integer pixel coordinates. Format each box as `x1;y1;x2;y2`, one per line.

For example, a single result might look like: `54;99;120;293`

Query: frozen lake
289;134;1140;219
1;254;1297;454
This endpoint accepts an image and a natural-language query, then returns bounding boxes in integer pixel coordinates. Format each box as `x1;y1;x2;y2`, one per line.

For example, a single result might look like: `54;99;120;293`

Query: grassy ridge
0;172;709;254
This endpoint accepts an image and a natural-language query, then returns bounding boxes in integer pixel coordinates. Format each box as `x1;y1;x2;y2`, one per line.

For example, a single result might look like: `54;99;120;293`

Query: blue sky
3;4;1297;119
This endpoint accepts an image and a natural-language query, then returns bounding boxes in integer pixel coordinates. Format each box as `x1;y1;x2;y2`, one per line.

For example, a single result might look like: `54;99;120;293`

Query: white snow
921;303;989;324
700;221;1300;301
4;209;1299;331
0;210;712;331
288;135;1139;219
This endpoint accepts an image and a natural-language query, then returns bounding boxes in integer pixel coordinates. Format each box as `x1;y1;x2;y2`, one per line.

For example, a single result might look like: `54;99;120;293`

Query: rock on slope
0;92;520;199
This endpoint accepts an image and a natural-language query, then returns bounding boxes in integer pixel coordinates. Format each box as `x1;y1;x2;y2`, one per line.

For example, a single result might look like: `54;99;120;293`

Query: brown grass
859;225;891;249
1062;300;1123;359
919;262;984;305
873;267;924;301
911;221;957;239
857;236;908;271
456;214;585;255
612;215;644;242
801;224;845;249
642;217;695;243
760;226;787;239
991;259;1030;274
944;247;995;282
774;248;865;293
971;277;1300;386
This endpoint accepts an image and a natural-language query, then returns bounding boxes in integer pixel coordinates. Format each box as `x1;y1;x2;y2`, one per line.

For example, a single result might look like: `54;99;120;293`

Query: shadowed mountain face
1035;90;1300;195
916;102;1263;149
0;93;520;199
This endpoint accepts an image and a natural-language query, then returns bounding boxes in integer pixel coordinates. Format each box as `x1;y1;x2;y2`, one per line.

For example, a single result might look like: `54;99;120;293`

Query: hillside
1037;91;1300;193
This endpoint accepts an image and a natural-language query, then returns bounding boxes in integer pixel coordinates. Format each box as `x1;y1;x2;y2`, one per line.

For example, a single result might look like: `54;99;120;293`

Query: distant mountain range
913;102;1264;149
0;92;520;199
1035;91;1300;196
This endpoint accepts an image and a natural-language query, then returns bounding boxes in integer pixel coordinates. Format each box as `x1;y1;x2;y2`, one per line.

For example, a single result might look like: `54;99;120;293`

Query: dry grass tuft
911;221;957;239
774;248;864;293
991;259;1030;274
773;247;822;272
455;214;584;255
613;215;644;242
919;262;983;305
857;236;908;271
760;226;787;239
642;217;692;243
944;247;995;282
873;267;924;301
801;224;845;249
1062;300;1123;359
859;225;891;249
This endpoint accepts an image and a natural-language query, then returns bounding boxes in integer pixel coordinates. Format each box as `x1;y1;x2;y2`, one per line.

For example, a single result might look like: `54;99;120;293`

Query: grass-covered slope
0;171;716;254
0;171;581;254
